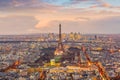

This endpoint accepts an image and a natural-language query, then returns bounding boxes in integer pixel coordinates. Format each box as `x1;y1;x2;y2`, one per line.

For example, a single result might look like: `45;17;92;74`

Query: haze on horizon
0;0;120;35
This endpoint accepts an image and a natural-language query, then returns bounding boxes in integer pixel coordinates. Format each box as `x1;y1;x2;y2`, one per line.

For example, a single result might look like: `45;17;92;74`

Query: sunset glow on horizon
0;0;120;34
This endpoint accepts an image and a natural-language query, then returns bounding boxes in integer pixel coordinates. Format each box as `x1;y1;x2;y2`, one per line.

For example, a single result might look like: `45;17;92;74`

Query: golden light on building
50;59;55;66
119;49;120;52
54;48;64;56
62;33;66;40
14;60;21;66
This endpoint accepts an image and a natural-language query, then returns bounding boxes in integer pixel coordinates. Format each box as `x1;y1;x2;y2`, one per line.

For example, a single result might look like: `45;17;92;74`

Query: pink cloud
31;16;120;34
102;3;111;7
90;2;112;8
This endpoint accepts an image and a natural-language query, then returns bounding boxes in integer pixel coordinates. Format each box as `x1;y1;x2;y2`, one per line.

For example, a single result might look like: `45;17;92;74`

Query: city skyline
0;0;120;34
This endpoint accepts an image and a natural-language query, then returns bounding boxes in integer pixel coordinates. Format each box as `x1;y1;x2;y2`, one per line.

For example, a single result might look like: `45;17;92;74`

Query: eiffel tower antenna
59;24;62;45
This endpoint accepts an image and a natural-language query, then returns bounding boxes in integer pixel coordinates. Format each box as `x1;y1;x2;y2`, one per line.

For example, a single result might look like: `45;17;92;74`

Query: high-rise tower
58;24;64;51
54;24;64;55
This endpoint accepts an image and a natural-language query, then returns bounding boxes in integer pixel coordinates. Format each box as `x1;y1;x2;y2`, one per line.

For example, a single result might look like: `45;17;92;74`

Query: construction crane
0;60;21;72
81;46;110;80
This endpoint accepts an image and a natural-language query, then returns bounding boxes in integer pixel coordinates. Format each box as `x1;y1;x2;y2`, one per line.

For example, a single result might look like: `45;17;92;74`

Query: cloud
0;0;120;34
0;0;119;15
90;2;112;8
34;8;120;28
102;3;111;7
0;15;38;34
33;15;120;34
65;0;105;7
0;0;62;13
69;0;98;4
75;17;90;21
93;16;120;33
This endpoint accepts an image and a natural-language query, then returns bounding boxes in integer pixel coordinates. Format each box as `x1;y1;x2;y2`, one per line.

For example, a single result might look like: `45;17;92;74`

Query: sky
0;0;120;34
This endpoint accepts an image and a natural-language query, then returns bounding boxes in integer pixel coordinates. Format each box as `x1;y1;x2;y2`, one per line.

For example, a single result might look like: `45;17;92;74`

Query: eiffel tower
54;24;64;55
58;24;64;51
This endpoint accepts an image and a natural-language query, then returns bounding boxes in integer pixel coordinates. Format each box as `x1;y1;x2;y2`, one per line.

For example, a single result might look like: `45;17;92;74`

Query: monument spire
54;24;64;55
